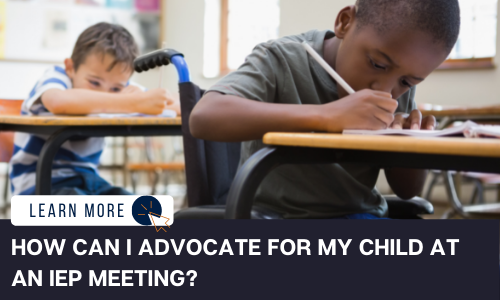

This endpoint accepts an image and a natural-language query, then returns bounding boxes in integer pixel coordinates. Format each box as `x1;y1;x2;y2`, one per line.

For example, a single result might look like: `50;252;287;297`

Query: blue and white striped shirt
9;66;105;195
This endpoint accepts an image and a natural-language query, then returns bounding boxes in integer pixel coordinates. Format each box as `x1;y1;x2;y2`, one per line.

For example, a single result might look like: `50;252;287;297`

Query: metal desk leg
35;127;79;195
453;172;463;200
423;171;441;200
497;185;500;203
225;147;281;219
443;170;469;219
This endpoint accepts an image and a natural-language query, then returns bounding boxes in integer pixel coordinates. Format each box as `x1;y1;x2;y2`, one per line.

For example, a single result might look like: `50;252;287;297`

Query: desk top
420;104;500;117
263;133;500;158
0;115;181;126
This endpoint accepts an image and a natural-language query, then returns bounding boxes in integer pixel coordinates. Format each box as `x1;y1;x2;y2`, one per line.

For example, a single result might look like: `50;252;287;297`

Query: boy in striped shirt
9;22;178;195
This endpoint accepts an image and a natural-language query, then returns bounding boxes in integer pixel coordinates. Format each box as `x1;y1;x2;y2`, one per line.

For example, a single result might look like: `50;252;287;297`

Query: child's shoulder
242;29;334;76
257;29;333;53
248;30;334;70
52;65;67;76
39;65;69;79
23;65;72;115
36;65;72;88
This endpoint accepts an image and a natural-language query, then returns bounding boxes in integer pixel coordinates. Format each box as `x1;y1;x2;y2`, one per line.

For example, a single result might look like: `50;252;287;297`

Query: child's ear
334;6;357;39
64;58;75;79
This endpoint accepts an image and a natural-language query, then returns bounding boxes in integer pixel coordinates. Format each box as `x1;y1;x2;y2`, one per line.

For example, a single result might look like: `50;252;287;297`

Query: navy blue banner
0;220;498;299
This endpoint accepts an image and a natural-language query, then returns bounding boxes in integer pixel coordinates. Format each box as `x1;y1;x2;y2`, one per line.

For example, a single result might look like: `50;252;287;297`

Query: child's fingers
354;90;398;113
390;113;406;129
161;89;177;105
372;96;399;114
165;97;176;105
421;115;436;130
405;109;422;130
373;107;395;128
166;103;181;115
371;115;393;130
372;90;393;98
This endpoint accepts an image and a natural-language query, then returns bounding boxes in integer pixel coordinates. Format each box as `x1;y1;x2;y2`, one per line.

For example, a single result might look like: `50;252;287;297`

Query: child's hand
134;88;174;115
322;89;398;132
390;110;436;130
166;93;181;115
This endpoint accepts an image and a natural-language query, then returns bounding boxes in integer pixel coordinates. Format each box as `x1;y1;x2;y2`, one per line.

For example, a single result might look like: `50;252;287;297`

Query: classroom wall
136;0;220;93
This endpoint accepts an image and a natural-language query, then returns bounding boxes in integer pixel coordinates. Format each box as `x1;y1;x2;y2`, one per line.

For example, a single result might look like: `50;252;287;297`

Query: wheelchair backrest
179;83;241;206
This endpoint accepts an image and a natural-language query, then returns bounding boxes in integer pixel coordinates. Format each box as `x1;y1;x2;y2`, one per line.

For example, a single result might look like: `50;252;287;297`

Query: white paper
343;121;481;138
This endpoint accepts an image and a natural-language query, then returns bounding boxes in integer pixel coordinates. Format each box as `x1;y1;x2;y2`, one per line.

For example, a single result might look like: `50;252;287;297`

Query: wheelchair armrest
384;195;434;219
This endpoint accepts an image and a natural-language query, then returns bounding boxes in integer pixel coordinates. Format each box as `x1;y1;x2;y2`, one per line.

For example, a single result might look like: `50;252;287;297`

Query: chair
440;171;500;219
420;111;500;218
458;172;500;205
0;99;23;217
133;49;434;219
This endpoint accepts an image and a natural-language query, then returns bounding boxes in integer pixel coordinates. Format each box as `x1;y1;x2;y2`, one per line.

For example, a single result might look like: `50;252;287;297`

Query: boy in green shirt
190;0;460;218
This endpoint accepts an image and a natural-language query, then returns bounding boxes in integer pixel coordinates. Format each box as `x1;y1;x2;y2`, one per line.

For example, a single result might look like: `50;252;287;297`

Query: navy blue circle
132;196;162;226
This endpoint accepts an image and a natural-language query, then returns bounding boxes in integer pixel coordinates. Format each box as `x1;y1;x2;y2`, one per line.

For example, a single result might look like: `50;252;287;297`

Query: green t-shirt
208;29;416;219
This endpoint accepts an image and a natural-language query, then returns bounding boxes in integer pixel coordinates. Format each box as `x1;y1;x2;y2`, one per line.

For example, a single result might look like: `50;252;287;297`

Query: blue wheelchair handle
133;48;191;83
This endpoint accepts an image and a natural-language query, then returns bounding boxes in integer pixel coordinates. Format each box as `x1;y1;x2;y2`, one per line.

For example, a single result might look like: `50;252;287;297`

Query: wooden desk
225;133;500;219
0;115;182;195
420;104;500;117
420;104;500;129
0;115;181;126
263;133;500;158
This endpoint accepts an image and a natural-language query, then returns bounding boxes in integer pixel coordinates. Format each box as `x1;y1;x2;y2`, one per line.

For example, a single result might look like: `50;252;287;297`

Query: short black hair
71;22;139;71
355;0;461;52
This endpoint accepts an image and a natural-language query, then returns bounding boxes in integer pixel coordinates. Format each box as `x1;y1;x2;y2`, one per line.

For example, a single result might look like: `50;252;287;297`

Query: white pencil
302;41;356;95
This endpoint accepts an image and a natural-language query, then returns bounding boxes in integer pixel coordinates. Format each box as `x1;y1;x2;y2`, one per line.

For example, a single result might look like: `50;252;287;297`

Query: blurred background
0;0;499;218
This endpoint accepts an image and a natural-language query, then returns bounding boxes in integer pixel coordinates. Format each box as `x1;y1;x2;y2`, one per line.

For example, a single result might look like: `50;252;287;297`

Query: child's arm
41;88;174;115
385;111;437;199
190;89;398;142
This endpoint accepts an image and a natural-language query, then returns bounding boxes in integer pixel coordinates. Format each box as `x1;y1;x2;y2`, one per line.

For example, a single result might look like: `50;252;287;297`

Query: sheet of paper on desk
468;126;500;138
90;109;177;118
343;121;500;138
